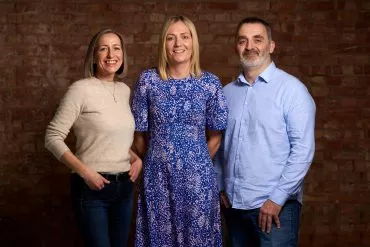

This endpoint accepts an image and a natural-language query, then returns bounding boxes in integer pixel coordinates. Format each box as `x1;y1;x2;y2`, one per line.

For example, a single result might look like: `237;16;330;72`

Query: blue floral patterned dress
132;68;228;247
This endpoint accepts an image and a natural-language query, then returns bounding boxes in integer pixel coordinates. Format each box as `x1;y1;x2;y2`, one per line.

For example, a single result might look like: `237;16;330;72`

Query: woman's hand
60;151;110;190
220;191;231;208
81;168;110;190
129;149;143;182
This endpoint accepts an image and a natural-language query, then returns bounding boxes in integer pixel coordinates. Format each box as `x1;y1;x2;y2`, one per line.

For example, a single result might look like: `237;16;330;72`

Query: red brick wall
1;0;369;246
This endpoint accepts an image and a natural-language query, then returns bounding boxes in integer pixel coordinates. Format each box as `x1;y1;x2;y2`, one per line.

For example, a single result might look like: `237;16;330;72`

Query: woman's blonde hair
158;16;201;80
84;29;128;80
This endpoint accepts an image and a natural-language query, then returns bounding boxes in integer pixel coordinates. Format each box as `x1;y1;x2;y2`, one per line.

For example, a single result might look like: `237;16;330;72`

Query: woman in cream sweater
45;29;142;247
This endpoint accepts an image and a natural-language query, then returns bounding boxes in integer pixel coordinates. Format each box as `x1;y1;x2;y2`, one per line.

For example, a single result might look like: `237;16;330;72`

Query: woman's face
165;21;193;67
94;33;123;81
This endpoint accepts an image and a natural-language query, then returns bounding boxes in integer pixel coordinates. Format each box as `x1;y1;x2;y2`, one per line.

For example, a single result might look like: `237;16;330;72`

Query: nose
174;37;181;47
107;48;112;58
246;40;253;50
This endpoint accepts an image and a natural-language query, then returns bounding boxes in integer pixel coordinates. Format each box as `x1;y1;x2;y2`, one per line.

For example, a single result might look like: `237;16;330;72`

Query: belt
99;172;129;182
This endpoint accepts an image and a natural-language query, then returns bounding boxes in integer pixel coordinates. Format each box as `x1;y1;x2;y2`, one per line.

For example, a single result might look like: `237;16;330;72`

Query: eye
114;46;121;51
182;34;191;40
166;36;174;41
237;39;246;45
98;47;107;52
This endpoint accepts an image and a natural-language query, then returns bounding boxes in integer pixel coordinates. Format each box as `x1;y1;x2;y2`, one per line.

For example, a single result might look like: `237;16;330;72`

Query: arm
206;130;222;159
205;76;229;207
133;131;147;158
213;133;231;208
45;82;109;190
205;75;228;160
131;71;150;158
259;83;316;233
269;86;316;205
128;149;142;182
60;151;109;190
209;131;231;208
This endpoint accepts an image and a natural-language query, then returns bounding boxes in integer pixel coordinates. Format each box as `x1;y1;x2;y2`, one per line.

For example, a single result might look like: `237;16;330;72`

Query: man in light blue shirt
215;17;316;247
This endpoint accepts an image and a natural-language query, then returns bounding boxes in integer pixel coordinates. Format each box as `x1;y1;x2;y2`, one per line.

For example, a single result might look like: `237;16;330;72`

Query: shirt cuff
269;188;289;206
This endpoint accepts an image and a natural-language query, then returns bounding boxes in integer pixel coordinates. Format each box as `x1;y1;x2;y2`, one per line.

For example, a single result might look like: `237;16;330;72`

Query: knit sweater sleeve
45;81;85;160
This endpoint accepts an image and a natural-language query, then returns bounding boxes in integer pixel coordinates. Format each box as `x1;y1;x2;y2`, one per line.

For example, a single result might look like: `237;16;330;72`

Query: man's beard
240;49;268;69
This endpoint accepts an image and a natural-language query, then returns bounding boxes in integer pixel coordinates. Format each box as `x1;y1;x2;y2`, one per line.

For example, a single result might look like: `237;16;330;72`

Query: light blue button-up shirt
215;62;316;210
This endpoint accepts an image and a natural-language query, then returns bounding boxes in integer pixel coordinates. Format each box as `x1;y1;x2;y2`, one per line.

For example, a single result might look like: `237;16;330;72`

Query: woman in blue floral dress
132;16;228;247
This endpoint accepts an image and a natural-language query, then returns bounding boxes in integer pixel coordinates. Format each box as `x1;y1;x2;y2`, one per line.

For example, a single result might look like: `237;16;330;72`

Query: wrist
76;165;91;179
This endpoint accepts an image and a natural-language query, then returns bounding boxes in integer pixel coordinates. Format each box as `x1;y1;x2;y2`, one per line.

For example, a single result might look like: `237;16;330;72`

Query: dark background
0;0;369;246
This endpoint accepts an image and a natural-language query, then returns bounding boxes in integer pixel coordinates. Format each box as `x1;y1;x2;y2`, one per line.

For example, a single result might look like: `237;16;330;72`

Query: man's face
235;23;275;70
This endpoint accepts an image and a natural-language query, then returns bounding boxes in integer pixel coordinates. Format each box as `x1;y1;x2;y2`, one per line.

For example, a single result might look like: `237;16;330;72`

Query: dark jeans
224;200;301;247
71;173;134;247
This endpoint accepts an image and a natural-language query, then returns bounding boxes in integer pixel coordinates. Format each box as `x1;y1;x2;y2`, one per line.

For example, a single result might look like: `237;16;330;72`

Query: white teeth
106;60;117;64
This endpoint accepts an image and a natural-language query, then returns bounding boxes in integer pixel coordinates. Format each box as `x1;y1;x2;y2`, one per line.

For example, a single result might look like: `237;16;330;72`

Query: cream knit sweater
45;77;135;173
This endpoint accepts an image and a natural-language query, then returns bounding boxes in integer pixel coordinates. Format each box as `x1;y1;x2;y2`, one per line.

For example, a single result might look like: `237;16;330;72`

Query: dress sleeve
44;82;84;160
206;75;228;130
131;71;149;131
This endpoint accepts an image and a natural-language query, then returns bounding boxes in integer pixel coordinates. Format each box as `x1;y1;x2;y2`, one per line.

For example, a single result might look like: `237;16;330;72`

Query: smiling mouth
106;60;118;64
244;50;258;56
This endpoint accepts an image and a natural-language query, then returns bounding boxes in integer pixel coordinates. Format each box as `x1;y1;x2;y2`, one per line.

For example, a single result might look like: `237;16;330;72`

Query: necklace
112;82;117;103
98;78;117;103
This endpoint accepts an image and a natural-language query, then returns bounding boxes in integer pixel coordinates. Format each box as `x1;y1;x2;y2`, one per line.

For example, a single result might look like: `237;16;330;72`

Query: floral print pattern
132;69;228;247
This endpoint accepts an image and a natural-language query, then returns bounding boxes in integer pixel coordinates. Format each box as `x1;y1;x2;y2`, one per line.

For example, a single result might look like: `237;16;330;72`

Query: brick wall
1;0;369;246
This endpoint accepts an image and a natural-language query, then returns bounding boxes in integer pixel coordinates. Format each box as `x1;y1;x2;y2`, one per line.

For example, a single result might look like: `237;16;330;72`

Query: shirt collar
237;62;276;85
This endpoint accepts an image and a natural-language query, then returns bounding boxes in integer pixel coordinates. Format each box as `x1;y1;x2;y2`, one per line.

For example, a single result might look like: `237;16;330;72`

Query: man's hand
259;199;282;233
220;191;231;208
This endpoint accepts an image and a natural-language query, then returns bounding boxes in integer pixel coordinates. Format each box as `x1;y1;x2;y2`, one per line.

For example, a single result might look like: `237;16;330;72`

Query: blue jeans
224;200;301;247
71;173;134;247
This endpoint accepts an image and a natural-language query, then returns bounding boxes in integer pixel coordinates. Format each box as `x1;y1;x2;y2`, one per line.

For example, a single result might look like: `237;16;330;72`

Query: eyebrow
253;35;265;39
98;43;121;47
237;34;265;40
166;32;191;36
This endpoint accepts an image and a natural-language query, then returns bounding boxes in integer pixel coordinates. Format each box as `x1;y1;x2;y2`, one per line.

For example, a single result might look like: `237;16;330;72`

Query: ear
269;40;275;54
235;42;240;55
